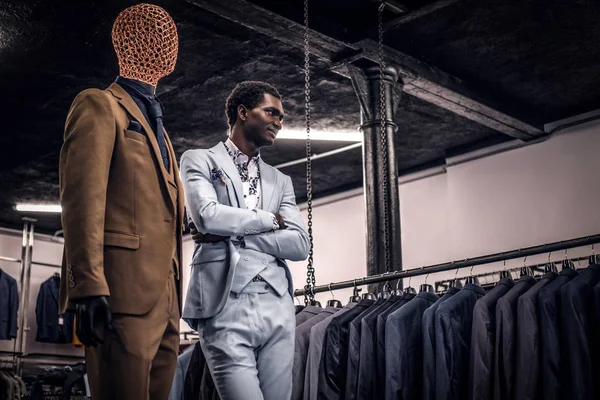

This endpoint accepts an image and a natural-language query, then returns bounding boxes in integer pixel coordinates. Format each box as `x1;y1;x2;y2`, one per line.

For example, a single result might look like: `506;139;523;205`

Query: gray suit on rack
180;142;310;400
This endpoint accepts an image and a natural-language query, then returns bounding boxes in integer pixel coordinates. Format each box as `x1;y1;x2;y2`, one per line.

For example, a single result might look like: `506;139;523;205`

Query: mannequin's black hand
75;296;113;347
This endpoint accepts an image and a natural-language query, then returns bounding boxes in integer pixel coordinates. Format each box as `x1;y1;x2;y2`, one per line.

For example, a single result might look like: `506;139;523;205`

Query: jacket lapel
259;158;275;211
209;143;246;209
106;83;175;195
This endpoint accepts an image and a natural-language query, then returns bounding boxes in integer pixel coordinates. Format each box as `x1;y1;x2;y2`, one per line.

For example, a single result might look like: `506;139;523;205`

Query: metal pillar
350;64;403;293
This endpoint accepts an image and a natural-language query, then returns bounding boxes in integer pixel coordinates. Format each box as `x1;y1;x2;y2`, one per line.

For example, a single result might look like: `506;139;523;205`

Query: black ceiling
0;0;597;233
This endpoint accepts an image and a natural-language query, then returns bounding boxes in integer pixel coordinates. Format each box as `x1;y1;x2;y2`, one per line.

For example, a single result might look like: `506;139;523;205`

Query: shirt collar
115;76;156;97
224;138;260;167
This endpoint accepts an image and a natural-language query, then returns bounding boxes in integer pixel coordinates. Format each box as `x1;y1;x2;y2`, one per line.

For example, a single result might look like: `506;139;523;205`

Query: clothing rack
433;254;595;292
293;233;600;297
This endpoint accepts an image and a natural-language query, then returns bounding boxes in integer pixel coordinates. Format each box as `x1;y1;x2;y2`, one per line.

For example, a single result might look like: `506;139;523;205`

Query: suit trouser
200;282;295;400
85;270;180;400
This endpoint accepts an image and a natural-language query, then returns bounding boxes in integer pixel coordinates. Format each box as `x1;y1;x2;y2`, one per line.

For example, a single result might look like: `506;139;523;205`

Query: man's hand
274;213;287;229
75;296;113;347
189;221;228;244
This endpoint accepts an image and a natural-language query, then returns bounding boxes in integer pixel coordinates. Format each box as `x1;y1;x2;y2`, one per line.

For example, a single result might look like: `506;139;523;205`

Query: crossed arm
180;150;310;262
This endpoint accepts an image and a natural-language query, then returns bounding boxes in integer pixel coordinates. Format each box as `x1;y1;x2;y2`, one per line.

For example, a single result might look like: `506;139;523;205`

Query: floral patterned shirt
224;139;261;210
223;139;279;235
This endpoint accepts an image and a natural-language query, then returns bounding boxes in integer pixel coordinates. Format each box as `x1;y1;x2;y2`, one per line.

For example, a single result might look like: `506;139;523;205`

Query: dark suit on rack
35;276;75;344
293;307;340;400
357;296;403;399
0;269;18;340
345;298;384;400
513;272;557;400
296;306;324;326
493;275;535;400
538;267;579;400
559;264;600;400
469;278;514;400
384;291;438;400
318;299;373;400
422;287;460;400
435;283;485;400
593;281;600;399
374;293;414;398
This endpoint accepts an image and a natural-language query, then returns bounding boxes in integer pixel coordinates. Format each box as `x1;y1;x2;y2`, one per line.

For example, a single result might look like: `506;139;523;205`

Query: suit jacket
493;275;536;400
435;283;485;400
0;269;18;340
559;264;600;400
59;83;185;315
422;287;460;400
169;345;194;400
375;293;414;398
384;291;438;400
513;272;557;400
357;296;401;399
293;307;340;400
180;142;309;321
593;281;600;398
296;306;324;326
317;300;370;400
469;278;514;400
345;298;384;400
303;308;345;400
35;276;75;344
538;268;579;400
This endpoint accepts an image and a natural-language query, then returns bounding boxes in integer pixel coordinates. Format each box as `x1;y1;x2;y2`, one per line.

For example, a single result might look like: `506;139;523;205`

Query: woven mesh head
112;3;178;86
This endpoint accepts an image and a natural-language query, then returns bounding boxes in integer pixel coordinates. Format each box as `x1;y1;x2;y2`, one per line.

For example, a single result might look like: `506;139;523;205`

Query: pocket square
127;120;144;134
210;168;227;184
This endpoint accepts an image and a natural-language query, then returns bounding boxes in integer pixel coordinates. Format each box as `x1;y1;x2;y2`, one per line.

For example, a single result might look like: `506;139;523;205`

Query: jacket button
69;282;75;288
262;260;268;265
244;256;249;261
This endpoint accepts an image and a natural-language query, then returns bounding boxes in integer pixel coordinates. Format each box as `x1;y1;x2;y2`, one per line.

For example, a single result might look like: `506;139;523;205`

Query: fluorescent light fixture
276;129;362;142
15;204;62;213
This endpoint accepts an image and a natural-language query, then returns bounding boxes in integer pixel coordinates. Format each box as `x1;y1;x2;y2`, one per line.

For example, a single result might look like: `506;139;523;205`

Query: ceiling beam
184;0;545;141
383;0;463;31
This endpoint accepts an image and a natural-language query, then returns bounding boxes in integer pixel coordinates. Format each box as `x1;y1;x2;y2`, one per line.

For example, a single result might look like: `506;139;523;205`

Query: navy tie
147;98;170;173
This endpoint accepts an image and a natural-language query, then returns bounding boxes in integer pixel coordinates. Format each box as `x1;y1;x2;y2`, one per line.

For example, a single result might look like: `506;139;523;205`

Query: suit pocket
104;231;140;250
125;129;146;143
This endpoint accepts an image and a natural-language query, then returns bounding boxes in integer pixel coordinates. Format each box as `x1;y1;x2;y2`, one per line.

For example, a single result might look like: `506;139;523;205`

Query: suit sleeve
59;89;114;299
180;150;275;237
242;176;310;261
9;279;18;339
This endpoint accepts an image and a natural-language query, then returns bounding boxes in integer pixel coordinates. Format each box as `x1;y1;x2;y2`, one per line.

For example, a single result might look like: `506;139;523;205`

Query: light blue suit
180;142;310;400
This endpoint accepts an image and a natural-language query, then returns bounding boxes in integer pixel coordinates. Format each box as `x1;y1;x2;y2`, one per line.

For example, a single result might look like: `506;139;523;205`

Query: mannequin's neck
119;72;159;94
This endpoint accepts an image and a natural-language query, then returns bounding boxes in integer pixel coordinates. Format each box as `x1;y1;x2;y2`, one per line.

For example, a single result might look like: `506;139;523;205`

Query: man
58;4;184;399
180;81;310;400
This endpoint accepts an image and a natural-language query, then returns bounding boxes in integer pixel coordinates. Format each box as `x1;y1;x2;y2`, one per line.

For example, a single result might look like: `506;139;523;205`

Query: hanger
53;272;61;280
378;274;394;299
348;279;362;303
465;265;480;285
589;244;599;266
499;259;511;279
307;287;322;307
561;249;575;270
448;266;463;289
402;276;417;295
326;283;343;308
544;251;558;273
419;272;434;293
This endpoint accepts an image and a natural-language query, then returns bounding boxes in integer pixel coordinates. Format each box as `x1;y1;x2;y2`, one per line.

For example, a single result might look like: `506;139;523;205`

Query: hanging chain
303;0;316;305
378;2;392;290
